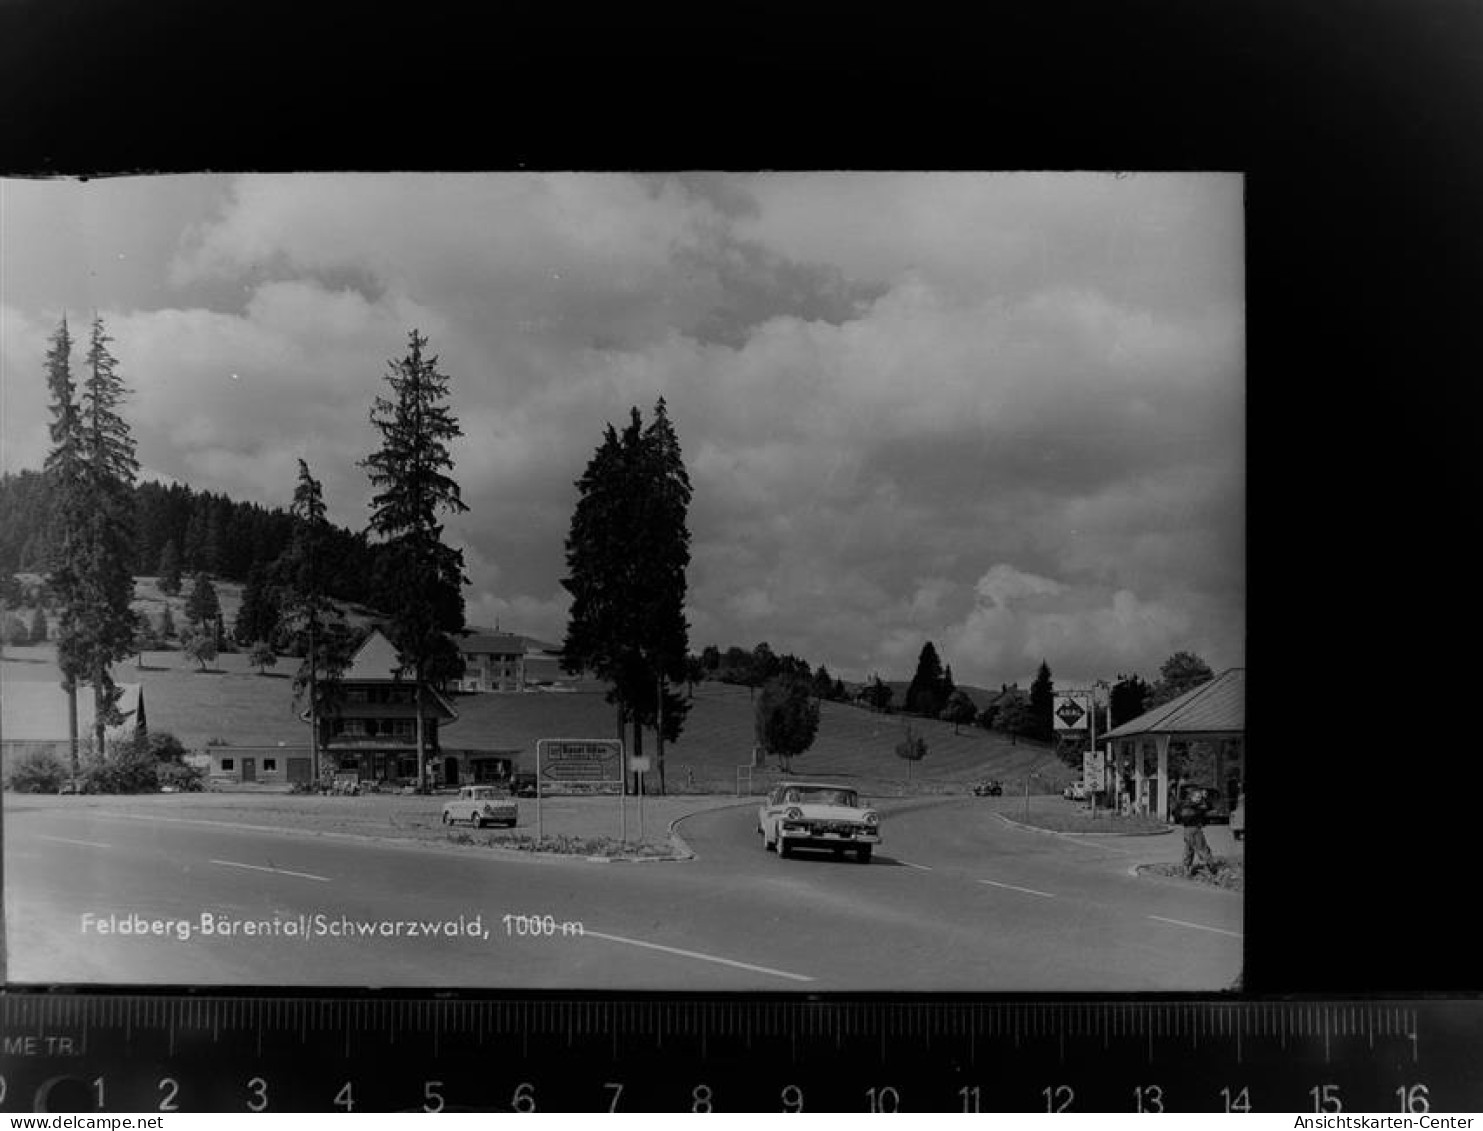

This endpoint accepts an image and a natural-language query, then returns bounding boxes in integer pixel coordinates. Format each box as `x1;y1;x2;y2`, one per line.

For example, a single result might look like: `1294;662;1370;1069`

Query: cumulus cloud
1;171;1244;688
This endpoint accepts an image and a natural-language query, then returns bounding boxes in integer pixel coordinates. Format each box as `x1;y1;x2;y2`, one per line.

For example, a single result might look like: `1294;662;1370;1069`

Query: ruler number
1310;1083;1342;1112
604;1082;623;1113
334;1081;355;1112
423;1080;444;1113
959;1085;980;1112
781;1083;804;1112
246;1076;269;1112
1220;1085;1251;1113
1397;1084;1431;1113
0;1076;6;1104
692;1083;714;1112
93;1076;105;1109
157;1077;180;1112
512;1082;536;1112
1134;1084;1164;1113
866;1086;900;1112
1042;1084;1074;1112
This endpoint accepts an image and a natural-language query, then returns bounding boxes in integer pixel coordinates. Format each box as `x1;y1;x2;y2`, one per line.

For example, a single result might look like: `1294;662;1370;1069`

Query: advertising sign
1053;691;1091;732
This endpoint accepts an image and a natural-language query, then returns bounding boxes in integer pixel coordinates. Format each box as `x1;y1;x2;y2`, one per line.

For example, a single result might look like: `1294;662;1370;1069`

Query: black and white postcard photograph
1;172;1245;991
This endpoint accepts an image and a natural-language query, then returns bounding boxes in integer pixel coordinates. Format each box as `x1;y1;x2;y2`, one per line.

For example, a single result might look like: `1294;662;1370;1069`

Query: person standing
1174;786;1218;877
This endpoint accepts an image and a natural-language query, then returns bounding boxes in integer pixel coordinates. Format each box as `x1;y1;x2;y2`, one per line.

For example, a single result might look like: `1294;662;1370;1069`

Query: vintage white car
441;784;518;828
757;781;881;862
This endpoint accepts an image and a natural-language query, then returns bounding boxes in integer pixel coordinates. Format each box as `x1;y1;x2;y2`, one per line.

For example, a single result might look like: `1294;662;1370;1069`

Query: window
346;689;368;704
221;759;235;771
264;758;277;771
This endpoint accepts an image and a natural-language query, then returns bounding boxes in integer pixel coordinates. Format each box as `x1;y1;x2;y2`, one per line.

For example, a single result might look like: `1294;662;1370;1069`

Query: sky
0;173;1244;689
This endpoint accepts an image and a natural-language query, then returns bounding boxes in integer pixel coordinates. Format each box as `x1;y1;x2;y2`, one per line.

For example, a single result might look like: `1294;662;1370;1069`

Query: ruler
2;995;1479;1112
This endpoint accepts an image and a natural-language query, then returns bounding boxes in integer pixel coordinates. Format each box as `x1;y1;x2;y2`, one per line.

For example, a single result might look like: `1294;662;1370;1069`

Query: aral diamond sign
1053;692;1090;731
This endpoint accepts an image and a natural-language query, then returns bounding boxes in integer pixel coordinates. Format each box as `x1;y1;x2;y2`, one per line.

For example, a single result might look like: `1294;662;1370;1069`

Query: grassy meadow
3;576;1072;796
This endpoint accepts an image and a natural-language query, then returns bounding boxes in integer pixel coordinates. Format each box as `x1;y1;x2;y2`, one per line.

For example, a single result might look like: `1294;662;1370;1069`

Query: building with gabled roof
1;681;147;774
1101;668;1245;820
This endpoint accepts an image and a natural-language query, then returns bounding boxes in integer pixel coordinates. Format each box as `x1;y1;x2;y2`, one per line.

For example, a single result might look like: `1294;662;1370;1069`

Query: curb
995;811;1176;839
1130;861;1244;895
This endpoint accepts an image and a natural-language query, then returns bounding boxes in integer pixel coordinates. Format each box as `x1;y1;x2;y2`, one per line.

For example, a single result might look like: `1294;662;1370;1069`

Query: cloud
1;172;1244;690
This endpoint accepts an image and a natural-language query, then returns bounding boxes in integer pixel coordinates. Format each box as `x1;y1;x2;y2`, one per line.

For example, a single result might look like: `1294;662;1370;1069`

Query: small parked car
757;781;881;863
510;772;538;798
442;784;518;828
1062;780;1088;801
972;779;1003;796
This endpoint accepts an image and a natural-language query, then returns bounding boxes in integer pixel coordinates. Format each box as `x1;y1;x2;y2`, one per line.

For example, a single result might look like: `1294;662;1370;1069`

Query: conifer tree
561;400;692;793
73;315;140;757
360;331;469;792
156;539;182;595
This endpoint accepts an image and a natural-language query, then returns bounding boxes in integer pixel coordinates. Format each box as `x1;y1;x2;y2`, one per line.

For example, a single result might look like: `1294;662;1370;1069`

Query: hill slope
2;645;1070;795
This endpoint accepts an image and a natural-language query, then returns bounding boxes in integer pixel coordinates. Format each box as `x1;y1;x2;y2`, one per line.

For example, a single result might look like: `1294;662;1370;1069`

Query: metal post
535;741;543;840
638;764;644;842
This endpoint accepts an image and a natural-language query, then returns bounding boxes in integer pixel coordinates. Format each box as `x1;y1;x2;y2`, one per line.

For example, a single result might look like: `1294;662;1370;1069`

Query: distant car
510;772;538;798
1062;781;1088;801
972;779;1003;796
757;781;881;863
442;784;518;828
57;779;88;795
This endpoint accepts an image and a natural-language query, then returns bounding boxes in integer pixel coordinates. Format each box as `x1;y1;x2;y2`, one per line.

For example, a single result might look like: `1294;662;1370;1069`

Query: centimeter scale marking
1;996;1476;1113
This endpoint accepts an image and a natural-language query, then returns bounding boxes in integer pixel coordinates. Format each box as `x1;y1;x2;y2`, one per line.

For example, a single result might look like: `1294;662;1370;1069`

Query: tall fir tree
1029;659;1055;742
73;315;140;757
41;315;87;776
905;641;948;718
561;400;692;794
279;460;353;783
360;330;469;791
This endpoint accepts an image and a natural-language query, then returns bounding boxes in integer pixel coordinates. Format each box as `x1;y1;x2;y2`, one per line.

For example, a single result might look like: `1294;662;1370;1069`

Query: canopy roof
1102;668;1244;740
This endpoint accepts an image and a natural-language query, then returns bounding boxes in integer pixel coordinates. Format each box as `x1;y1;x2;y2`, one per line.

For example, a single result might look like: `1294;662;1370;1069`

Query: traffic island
1137;858;1244;892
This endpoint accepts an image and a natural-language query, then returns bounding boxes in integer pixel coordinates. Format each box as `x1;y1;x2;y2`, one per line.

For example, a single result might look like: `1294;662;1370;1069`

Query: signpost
534;738;624;841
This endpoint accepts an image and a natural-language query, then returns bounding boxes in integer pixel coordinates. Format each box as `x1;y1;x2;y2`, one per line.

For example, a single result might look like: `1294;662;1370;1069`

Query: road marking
37;835;111;849
1147;915;1243;938
978;878;1057;898
583;930;815;983
896;860;934;871
210;859;331;882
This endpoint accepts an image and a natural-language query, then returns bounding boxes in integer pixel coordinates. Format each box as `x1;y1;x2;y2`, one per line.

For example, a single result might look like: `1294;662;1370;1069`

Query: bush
156;760;205;792
5;748;67;793
137;731;189;763
82;736;161;794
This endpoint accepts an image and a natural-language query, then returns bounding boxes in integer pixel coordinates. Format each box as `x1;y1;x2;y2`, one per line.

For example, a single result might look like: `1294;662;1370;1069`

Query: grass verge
1139;858;1244;892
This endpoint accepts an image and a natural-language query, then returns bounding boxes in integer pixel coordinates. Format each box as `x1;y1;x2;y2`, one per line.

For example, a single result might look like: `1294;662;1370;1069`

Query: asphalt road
4;797;1240;991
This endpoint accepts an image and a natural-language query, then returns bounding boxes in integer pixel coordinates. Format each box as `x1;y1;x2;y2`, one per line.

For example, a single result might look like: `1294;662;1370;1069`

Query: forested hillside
0;470;385;606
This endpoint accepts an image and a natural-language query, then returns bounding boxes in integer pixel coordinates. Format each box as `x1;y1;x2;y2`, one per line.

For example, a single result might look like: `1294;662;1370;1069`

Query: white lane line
978;878;1057;899
896;860;934;871
210;859;331;882
37;835;112;849
1147;915;1243;939
583;930;815;983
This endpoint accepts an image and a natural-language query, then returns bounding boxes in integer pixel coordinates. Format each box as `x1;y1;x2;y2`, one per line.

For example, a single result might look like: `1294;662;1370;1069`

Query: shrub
82;736;161;794
156;760;205;792
5;748;67;793
137;731;189;763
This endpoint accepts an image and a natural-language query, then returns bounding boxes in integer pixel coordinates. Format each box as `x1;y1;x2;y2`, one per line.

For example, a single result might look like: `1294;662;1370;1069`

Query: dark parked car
510;772;538;797
972;779;1003;796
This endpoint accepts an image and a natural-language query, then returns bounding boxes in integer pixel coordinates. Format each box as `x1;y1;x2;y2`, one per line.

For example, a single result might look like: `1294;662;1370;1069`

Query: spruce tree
1029;660;1055;742
185;572;220;630
156;539;182;595
279;460;354;783
561;400;692;794
905;641;947;718
42;315;87;776
360;330;469;792
74;315;140;757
